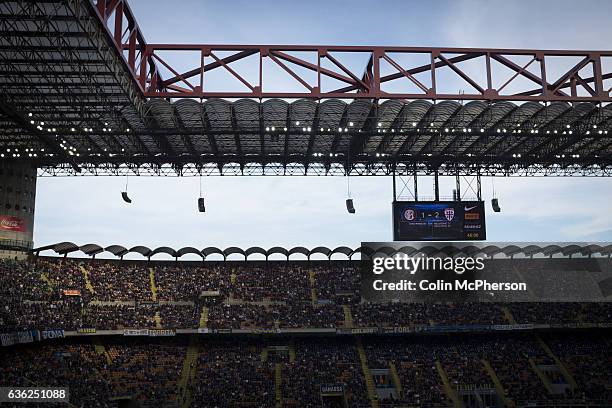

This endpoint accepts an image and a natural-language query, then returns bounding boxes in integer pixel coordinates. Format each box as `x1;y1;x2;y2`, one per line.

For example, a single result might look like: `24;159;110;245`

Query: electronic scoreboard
393;201;486;241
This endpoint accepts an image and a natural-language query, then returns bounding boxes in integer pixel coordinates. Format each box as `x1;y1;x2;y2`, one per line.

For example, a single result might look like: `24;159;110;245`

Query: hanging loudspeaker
491;198;501;213
198;197;206;213
121;191;132;204
346;198;355;214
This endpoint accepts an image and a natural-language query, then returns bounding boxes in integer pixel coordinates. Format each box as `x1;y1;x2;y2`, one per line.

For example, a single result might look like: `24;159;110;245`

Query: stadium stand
0;253;611;407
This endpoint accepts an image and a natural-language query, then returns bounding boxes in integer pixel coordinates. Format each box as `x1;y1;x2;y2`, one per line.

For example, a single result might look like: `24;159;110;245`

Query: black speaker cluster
121;191;132;203
491;198;501;212
346;198;355;214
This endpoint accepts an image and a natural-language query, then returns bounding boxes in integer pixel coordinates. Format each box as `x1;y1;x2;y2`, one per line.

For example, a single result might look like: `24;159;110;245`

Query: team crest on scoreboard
444;208;455;221
403;209;415;221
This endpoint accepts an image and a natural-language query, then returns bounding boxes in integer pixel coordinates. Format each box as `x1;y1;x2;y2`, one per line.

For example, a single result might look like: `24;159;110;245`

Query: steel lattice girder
36;162;612;177
136;44;612;102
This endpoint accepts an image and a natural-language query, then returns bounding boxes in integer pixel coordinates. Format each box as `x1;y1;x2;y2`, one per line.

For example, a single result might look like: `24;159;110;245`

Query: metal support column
392;168;397;203
455;171;461;201
413;166;419;202
434;170;440;201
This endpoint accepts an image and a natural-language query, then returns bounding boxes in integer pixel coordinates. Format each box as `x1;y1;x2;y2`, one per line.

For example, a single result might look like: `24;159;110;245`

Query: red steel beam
88;2;612;102
138;45;611;102
90;0;163;92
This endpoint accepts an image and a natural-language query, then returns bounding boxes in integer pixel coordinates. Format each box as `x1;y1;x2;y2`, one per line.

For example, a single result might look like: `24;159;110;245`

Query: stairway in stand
388;362;403;395
356;337;379;408
435;361;463;408
481;359;514;407
342;305;354;328
275;363;283;408
536;335;577;390
148;267;158;301
178;337;199;408
199;306;208;329
78;265;95;294
308;270;318;306
92;337;112;365
288;343;296;363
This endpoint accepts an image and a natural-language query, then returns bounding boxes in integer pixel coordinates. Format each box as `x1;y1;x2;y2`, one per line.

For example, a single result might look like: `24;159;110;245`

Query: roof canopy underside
0;1;611;176
4;98;612;176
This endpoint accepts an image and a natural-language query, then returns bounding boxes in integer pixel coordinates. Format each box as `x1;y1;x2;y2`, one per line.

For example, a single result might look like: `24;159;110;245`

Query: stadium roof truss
1;0;612;176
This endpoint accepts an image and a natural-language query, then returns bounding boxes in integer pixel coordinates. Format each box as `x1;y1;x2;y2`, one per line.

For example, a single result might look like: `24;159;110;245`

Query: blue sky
34;0;612;256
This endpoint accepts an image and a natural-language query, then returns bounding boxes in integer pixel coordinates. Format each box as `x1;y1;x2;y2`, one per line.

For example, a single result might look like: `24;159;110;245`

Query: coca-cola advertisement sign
0;216;26;232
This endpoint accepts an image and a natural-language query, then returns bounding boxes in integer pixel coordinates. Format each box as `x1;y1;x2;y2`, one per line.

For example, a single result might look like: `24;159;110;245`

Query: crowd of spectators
192;339;275;407
232;264;311;302
1;299;83;331
0;341;115;407
0;333;609;407
545;333;612;402
1;257;611;332
155;264;229;301
284;339;370;407
100;339;183;404
507;302;612;324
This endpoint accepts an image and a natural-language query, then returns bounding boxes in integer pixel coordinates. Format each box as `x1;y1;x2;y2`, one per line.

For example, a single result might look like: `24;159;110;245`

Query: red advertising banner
62;290;81;296
0;216;26;232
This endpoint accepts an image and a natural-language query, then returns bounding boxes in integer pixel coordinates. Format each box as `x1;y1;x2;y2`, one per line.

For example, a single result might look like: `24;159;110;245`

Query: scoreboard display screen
393;201;486;241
